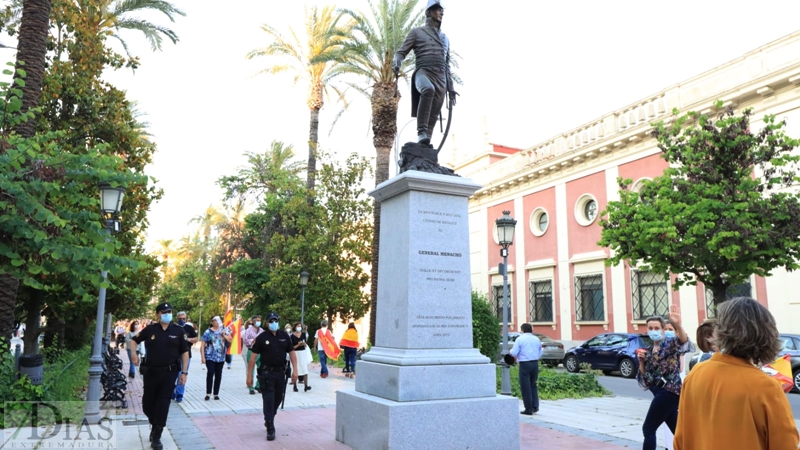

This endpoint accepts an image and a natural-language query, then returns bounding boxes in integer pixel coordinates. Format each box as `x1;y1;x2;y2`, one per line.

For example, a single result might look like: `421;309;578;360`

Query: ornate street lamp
495;210;517;396
85;182;125;424
299;270;309;325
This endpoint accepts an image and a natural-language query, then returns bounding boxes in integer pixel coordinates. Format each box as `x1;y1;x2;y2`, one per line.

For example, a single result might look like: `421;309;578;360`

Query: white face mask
296;327;302;332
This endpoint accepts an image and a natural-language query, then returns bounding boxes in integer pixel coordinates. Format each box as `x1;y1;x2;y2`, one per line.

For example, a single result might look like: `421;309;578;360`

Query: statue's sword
436;91;454;154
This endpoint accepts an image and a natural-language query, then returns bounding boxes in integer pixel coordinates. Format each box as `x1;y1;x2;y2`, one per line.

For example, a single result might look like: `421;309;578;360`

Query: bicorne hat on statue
426;0;444;10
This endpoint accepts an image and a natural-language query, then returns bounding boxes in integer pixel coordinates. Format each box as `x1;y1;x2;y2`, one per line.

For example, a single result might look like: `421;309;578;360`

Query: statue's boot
417;133;431;145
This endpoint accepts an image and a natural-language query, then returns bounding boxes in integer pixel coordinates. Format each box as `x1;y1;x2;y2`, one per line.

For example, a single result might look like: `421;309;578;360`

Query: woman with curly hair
674;297;799;450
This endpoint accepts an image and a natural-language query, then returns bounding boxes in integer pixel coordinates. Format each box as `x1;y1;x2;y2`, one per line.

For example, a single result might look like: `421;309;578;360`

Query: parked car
564;333;653;378
497;332;566;368
778;334;800;393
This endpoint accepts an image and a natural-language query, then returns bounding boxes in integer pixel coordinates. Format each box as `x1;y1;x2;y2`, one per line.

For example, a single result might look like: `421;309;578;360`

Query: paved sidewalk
4;344;708;449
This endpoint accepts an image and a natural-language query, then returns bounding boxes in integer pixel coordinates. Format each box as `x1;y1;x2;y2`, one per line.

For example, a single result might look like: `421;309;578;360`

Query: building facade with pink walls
460;32;800;345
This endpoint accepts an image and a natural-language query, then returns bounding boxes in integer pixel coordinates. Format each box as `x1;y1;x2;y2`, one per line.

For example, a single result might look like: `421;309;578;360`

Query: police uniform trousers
258;369;287;423
414;67;446;138
142;367;180;427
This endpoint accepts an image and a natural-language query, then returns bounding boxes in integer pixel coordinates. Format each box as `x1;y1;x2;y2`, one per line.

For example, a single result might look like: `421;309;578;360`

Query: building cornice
468;32;800;200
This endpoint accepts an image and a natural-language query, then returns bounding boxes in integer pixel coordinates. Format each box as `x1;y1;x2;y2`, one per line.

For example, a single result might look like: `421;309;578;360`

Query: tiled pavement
5;344;699;449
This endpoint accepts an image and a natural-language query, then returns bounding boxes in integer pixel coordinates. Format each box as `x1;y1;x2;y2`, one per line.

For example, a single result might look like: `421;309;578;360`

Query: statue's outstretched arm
393;31;417;74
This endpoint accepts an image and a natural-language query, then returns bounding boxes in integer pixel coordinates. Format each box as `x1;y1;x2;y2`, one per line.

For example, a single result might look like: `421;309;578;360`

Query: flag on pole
226;318;242;355
223;310;233;327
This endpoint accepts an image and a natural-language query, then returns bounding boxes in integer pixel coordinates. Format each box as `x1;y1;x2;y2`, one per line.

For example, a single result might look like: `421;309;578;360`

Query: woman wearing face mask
201;316;232;401
125;321;140;378
637;305;692;450
290;322;312;392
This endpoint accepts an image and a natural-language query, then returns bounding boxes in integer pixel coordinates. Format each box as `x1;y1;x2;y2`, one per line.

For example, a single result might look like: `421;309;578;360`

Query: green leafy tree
247;6;351;191
332;0;424;346
264;152;373;324
599;105;800;308
0;75;145;345
472;290;500;360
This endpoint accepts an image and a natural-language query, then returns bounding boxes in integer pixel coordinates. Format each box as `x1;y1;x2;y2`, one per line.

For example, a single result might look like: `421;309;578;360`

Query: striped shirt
244;326;263;349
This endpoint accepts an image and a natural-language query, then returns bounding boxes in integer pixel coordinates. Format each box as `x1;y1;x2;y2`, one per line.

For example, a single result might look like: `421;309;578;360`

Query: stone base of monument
336;390;519;450
335;171;519;450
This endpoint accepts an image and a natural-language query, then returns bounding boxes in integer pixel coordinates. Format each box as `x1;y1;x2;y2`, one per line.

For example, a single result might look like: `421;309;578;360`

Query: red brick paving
192;408;631;449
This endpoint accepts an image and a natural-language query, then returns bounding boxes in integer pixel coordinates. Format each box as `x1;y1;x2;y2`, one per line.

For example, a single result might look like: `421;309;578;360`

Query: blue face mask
268;322;279;331
160;313;172;324
648;330;663;341
664;330;676;339
177;319;186;326
255;321;262;328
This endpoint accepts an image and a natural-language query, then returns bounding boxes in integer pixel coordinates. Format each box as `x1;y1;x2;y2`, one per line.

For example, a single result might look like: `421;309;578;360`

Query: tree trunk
0;0;53;348
709;281;728;316
0;274;19;345
13;0;52;138
22;288;42;355
367;82;400;347
307;107;320;193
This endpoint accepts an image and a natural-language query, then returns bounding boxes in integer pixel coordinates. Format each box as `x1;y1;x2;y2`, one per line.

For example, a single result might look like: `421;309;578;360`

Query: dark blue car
564;333;653;378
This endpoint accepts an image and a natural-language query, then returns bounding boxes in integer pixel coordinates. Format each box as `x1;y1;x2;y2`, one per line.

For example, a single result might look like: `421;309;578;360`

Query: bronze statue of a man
393;0;457;147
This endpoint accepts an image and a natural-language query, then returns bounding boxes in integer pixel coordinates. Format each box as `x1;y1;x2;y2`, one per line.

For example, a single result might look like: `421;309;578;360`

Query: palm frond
111;0;186;21
115;18;179;50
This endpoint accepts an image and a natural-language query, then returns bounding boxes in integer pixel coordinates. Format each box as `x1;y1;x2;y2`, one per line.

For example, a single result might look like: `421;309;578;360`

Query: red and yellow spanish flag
223;310;234;327
226;318;242;355
761;354;793;393
339;328;359;349
318;328;341;360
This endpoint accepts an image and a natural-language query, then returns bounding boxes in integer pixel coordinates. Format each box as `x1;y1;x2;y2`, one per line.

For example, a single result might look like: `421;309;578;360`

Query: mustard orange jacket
675;352;799;450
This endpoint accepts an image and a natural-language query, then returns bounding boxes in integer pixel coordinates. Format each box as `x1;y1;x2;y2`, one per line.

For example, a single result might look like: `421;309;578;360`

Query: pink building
460;32;800;345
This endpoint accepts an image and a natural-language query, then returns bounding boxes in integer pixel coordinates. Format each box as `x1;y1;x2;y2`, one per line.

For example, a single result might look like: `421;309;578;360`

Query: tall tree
333;0;423;345
246;6;350;192
0;0;52;343
599;105;800;310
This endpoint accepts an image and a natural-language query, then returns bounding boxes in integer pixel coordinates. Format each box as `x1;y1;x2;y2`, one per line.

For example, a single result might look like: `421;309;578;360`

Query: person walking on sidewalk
247;312;298;441
291;322;312;391
201;316;232;401
637;305;692;450
124;321;140;378
129;303;189;450
510;323;542;415
339;323;359;378
674;297;799;450
314;319;337;378
244;315;264;395
173;311;197;403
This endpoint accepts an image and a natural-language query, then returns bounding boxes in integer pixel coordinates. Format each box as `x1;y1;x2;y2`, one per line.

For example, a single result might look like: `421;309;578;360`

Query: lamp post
85;182;125;424
495;210;517;396
199;300;205;332
299;270;309;325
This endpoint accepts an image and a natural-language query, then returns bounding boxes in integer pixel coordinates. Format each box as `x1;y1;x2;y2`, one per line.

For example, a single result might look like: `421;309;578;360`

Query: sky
6;0;800;252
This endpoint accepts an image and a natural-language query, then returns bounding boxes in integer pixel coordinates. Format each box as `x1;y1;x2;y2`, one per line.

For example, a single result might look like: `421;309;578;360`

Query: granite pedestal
335;171;519;450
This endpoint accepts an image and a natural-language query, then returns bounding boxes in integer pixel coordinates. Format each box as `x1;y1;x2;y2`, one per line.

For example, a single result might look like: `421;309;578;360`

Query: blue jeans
344;347;357;373
173;358;190;399
318;350;328;375
642;386;680;450
126;348;135;376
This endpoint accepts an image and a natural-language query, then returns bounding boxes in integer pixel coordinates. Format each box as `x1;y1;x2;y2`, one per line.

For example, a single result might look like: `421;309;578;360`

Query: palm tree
246;5;351;192
334;0;423;346
7;0;184;55
219;140;305;201
90;0;185;54
0;0;53;343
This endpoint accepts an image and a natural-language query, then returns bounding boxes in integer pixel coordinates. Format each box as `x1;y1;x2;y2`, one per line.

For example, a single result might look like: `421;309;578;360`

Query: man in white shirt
510;323;542;415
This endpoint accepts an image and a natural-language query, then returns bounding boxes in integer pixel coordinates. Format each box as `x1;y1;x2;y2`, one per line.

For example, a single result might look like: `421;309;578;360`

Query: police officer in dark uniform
130;303;189;450
247;312;298;441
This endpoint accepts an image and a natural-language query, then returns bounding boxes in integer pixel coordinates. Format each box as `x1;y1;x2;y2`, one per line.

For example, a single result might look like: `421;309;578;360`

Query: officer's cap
155;302;173;313
267;312;279;321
